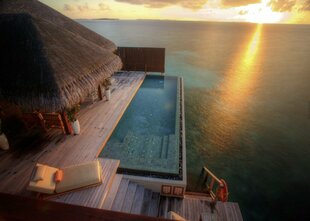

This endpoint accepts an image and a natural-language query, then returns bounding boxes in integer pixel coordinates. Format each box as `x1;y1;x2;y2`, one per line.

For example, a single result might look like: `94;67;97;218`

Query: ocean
79;20;310;221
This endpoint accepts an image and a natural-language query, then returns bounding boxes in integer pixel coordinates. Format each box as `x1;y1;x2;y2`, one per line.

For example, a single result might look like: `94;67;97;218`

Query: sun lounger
27;161;102;194
42;113;66;134
22;112;46;131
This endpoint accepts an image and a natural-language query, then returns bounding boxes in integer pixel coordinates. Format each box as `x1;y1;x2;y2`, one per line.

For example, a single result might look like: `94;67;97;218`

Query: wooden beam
0;193;170;221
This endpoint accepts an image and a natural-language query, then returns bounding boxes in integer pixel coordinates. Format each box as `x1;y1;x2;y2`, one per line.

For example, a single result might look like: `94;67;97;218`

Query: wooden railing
197;166;229;202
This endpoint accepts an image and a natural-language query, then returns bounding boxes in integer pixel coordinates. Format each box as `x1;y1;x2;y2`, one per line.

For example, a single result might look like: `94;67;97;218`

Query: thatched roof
0;1;122;112
0;0;117;52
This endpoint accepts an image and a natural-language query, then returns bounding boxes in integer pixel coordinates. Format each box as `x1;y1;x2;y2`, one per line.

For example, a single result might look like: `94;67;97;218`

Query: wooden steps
122;182;138;213
102;178;160;217
101;174;123;210
111;179;130;211
141;189;153;216
131;185;145;214
148;192;161;217
158;195;243;221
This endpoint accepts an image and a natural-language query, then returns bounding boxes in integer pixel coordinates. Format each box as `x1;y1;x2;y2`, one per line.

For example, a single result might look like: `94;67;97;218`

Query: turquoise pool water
99;75;181;175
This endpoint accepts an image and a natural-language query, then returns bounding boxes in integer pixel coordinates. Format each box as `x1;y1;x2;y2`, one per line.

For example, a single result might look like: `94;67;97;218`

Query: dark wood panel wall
0;193;169;221
117;47;165;73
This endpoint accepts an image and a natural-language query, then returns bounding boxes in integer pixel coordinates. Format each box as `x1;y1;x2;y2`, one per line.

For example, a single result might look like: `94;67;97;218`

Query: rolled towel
33;164;47;181
55;169;63;183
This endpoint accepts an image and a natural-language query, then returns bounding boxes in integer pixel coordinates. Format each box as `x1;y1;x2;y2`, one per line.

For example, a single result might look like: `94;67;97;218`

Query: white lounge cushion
27;163;58;194
55;160;102;193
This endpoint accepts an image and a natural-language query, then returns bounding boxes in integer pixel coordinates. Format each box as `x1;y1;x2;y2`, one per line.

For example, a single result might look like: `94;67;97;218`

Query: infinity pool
99;74;181;176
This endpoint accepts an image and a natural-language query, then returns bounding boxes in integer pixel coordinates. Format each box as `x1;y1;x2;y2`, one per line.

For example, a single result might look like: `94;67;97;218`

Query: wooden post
60;111;72;135
97;85;103;100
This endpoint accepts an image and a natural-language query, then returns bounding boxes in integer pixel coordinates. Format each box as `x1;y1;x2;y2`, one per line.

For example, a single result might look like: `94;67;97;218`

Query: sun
245;0;284;23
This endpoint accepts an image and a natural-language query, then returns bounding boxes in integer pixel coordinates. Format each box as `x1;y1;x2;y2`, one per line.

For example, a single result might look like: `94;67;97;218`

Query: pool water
99;75;181;175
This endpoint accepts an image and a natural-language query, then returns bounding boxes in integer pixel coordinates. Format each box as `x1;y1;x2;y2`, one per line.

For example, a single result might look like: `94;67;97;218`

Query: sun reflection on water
206;24;263;150
225;24;262;105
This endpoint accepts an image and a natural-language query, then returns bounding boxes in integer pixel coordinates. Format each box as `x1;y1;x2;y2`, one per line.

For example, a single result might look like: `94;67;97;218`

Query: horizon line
75;18;310;25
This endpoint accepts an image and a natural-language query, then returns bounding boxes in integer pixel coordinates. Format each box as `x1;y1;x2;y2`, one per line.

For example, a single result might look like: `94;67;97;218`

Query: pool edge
95;72;146;158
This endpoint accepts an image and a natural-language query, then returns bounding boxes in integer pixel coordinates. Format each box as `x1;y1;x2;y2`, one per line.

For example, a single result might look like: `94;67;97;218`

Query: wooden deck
102;176;161;217
159;194;243;221
0;72;145;208
0;71;244;220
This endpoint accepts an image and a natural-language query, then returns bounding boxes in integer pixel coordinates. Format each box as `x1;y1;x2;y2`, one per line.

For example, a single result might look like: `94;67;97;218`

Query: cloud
300;0;310;10
268;0;296;12
98;3;110;11
221;0;260;7
268;0;310;12
63;2;111;12
77;3;90;12
63;3;90;12
64;0;310;14
180;0;208;9
114;0;208;10
63;2;111;14
64;4;75;12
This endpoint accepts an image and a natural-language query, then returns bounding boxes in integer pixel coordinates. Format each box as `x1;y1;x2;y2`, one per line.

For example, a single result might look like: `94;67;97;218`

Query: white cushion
55;160;102;193
27;164;58;194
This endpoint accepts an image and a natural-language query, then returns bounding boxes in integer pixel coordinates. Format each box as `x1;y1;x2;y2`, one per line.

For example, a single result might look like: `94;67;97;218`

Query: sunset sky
40;0;310;24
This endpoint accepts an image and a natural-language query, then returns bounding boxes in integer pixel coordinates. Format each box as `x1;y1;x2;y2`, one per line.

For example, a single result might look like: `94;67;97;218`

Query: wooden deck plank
130;185;145;215
141;189;153;216
121;182;138;213
232;203;243;221
0;72;145;209
158;197;168;219
148;192;160;217
111;179;130;211
159;195;243;221
102;174;123;210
